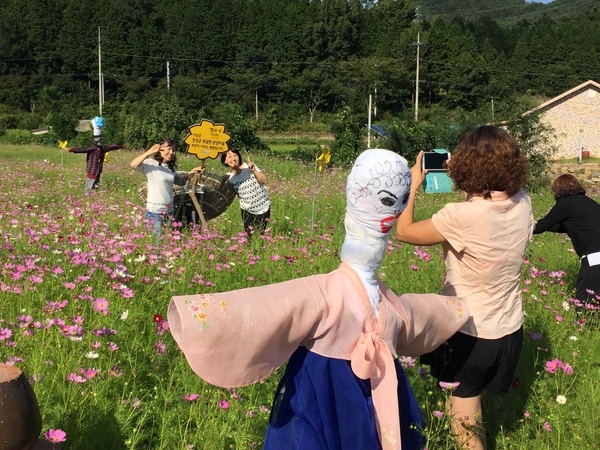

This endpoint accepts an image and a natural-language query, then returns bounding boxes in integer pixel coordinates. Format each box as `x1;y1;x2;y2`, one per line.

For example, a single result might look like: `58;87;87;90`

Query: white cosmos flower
562;301;570;311
85;351;99;359
569;336;578;341
120;310;129;321
556;395;566;404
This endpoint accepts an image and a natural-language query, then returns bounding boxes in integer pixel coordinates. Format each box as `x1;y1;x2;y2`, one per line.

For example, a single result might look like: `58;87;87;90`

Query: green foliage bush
211;102;269;153
0;111;44;132
505;113;557;192
330;107;362;166
288;145;322;163
0;129;51;146
122;95;190;150
48;111;78;142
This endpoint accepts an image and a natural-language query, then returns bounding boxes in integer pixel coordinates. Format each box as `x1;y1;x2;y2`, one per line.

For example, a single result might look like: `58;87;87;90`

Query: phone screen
422;152;449;170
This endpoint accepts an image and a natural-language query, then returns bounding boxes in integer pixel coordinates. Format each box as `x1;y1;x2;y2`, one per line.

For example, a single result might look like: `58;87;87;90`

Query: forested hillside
418;0;599;25
1;0;599;149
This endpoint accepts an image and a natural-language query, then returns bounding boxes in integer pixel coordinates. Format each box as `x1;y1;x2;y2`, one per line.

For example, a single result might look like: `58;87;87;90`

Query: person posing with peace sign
221;147;271;239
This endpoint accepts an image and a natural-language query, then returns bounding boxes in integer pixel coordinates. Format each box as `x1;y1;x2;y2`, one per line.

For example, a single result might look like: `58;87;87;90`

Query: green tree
122;95;189;149
505;112;558;192
330;106;362;165
421;18;489;110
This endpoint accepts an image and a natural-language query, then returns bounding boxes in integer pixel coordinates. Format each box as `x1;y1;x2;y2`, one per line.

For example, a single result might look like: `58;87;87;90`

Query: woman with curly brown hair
395;126;534;450
534;174;600;305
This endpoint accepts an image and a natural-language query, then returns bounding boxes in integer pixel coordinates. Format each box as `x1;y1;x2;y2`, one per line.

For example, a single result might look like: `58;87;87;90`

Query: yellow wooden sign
184;119;231;160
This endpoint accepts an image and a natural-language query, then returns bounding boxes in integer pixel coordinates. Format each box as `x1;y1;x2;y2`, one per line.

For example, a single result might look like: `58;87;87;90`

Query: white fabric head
341;149;411;315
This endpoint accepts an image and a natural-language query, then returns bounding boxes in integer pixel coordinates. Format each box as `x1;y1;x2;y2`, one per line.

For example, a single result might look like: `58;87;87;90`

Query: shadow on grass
64;410;127;449
485;317;552;450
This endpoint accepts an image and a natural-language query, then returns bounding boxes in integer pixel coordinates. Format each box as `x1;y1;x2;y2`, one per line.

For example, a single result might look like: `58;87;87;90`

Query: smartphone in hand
422;151;450;171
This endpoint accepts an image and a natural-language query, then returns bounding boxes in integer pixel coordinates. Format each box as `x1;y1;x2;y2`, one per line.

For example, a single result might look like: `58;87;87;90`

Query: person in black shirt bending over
534;174;600;306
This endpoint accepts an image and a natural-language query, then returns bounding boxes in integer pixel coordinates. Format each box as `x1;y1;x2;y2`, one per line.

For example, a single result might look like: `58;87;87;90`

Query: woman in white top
130;139;203;241
395;126;533;450
221;148;271;239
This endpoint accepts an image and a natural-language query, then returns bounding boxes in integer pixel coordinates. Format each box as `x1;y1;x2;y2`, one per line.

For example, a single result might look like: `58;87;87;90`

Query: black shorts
420;327;523;398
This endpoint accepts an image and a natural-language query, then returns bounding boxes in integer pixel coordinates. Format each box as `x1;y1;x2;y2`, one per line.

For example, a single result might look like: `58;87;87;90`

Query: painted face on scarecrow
341;149;411;299
345;149;411;238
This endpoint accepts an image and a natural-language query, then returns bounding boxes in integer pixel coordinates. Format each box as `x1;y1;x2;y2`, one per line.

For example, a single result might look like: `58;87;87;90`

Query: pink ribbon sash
351;331;401;449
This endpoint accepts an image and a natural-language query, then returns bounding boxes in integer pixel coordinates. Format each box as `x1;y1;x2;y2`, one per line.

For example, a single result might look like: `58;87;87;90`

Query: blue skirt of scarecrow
263;346;425;450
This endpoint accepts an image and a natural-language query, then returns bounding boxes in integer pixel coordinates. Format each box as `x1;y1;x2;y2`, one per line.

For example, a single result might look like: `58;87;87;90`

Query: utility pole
167;61;170;93
414;31;421;121
98;27;103;116
368;94;372;149
578;128;583;164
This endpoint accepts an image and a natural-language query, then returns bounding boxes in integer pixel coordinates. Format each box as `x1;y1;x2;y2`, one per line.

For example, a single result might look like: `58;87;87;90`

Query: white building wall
539;87;600;160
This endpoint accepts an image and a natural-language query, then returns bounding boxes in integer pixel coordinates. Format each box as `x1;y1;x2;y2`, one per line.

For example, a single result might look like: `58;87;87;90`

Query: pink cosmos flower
66;373;86;384
544;421;552;431
0;328;13;341
545;358;562;374
561;363;573;375
84;368;97;379
400;356;416;369
155;319;169;336
183;393;199;402
154;341;166;356
45;428;67;443
219;400;229;410
120;288;134;298
439;381;460;391
433;411;444;418
93;298;109;315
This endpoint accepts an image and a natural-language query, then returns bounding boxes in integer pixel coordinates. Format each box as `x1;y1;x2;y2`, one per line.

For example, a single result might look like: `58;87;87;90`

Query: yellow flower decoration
58;140;68;149
316;146;331;172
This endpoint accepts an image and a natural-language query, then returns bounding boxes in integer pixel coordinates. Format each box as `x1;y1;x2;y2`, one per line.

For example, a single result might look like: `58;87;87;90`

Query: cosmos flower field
0;144;598;449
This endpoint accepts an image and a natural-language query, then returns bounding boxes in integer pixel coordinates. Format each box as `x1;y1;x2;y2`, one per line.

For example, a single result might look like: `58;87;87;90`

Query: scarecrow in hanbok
69;143;123;192
169;149;469;449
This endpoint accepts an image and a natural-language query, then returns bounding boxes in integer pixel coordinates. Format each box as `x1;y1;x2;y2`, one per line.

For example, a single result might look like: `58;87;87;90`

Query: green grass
0;144;598;449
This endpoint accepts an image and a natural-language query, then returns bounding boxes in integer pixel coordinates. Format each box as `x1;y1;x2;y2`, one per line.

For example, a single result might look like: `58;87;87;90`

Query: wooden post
188;162;209;230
